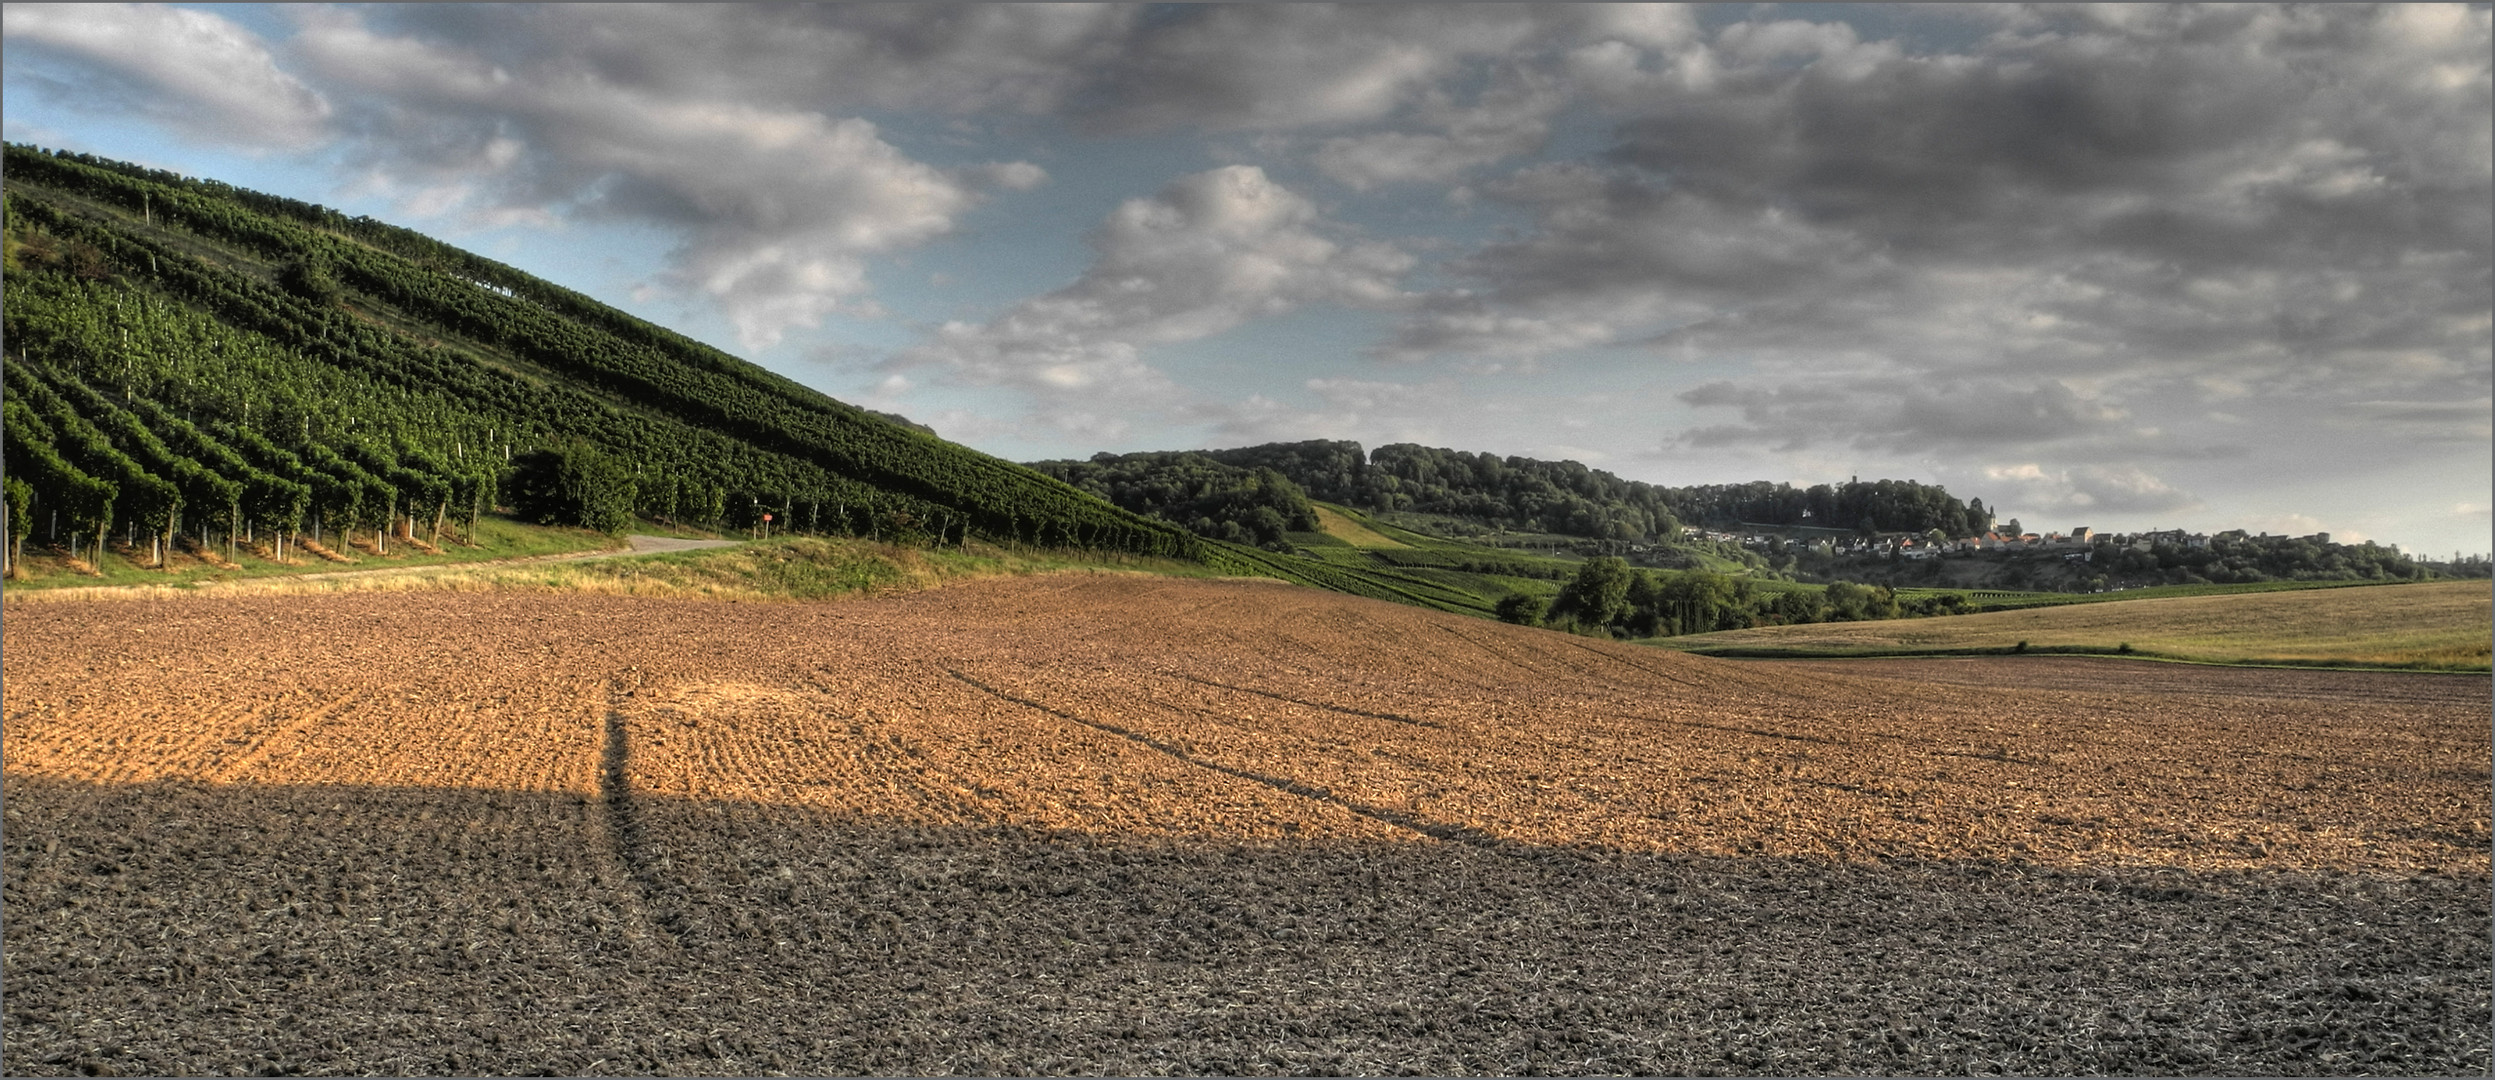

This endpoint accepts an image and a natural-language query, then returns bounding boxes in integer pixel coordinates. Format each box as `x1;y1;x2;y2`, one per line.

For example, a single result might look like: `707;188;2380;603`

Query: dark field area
5;577;2487;1075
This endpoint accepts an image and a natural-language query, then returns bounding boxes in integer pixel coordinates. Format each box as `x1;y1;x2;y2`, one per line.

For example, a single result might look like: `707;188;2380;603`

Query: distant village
1683;524;2352;561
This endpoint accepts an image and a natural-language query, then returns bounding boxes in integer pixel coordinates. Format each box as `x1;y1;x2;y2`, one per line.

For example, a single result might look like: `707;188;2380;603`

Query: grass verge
0;534;1244;605
1;515;620;592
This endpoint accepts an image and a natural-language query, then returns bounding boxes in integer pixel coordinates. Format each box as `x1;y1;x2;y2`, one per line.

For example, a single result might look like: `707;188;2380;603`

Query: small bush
1495;591;1548;627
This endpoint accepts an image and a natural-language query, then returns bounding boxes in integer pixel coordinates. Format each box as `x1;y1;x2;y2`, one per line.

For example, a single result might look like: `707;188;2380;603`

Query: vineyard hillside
1;145;1208;579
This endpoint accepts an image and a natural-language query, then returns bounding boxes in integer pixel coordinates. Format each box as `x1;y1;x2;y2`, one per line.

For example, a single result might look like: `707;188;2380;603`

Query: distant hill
1;145;1201;566
1119;439;1990;543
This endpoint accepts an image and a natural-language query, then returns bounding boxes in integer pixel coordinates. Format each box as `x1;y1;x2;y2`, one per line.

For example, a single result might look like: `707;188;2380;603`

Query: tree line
1027;451;1321;550
1499;557;1975;638
1173;440;1991;543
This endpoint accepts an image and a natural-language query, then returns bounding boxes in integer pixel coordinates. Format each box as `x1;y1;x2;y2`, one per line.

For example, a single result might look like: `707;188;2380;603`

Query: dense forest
1661;478;1993;536
1184;440;1989;541
1027;451;1319;550
0;145;1205;572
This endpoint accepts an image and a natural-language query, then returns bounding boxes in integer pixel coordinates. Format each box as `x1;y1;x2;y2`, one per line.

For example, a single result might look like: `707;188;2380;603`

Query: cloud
1674;377;2127;453
352;5;1139;118
2;4;331;149
1209;378;1459;447
2243;512;2340;540
1378;296;1630;362
274;7;1662;354
1385;4;2492;407
1083;6;1549;134
2330;398;2495;443
291;8;1044;351
897;166;1412;434
1307;66;1566;190
1981;463;2202;518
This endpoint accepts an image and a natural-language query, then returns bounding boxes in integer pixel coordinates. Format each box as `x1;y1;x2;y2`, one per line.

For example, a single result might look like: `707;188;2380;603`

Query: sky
5;3;2489;556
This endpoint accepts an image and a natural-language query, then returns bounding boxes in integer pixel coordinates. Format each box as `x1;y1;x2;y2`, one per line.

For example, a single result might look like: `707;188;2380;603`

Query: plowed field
6;575;2487;1075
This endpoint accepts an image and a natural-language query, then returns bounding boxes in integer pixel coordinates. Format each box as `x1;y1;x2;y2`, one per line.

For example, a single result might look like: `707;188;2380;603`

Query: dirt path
606;535;743;557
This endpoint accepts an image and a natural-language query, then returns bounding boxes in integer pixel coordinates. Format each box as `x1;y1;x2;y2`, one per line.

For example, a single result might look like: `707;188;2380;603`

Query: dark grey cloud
353;4;1138;118
1376;0;2491;504
1675;376;2126;453
2332;397;2495;444
1075;5;1551;134
1416;4;2489;352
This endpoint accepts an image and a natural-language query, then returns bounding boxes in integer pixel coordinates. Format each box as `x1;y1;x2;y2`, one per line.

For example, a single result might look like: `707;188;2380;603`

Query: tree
1657;570;1741;635
1769;589;1827;625
1964;497;1992;536
279;256;340;306
509;444;636;534
1494;591;1548;627
1547;556;1634;635
3;474;30;577
1824;580;1900;621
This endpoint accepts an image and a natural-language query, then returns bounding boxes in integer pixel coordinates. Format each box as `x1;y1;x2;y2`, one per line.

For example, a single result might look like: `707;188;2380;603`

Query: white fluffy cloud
3;4;331;149
1211;377;1461;446
899;166;1412;437
289;9;1043;350
1980;463;2202;519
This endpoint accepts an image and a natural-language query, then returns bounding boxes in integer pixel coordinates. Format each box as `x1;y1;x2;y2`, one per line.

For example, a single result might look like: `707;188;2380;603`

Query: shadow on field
6;776;2488;1077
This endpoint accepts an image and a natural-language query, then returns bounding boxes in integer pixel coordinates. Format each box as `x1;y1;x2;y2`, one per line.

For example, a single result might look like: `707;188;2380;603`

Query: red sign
762;513;774;522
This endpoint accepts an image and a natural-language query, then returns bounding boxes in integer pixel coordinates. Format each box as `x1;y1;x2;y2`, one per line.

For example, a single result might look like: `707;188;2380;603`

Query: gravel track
4;575;2486;1075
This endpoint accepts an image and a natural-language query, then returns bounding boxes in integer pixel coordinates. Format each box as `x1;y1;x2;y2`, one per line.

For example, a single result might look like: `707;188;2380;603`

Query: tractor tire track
203;687;377;784
943;667;1507;851
1152;671;1444;730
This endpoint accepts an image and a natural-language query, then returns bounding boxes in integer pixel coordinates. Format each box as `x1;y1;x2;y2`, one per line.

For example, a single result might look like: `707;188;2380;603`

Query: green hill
1;144;1208;576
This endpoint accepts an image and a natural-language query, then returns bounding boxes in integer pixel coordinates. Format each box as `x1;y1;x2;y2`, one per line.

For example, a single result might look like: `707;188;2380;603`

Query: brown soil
4;576;2486;1075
